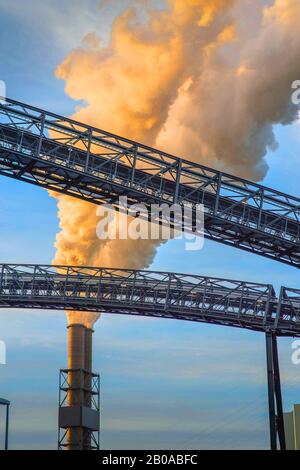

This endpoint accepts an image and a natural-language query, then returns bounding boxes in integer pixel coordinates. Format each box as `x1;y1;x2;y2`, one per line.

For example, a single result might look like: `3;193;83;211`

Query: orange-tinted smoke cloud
157;0;300;178
52;0;300;327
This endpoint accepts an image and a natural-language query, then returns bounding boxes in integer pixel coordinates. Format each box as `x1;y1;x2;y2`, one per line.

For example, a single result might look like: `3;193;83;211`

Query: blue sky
0;0;300;450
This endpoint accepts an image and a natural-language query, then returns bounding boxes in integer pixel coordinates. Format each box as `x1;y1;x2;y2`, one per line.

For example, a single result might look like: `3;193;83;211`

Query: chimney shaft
66;323;86;449
84;328;93;373
68;324;85;371
84;328;93;407
59;322;99;450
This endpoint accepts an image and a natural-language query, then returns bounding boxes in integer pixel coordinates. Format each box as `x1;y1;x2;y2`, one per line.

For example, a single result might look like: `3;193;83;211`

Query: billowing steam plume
52;0;300;327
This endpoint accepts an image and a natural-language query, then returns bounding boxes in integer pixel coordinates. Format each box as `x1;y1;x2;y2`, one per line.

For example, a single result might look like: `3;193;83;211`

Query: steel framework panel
0;263;299;336
0;98;299;267
58;368;100;450
277;286;300;327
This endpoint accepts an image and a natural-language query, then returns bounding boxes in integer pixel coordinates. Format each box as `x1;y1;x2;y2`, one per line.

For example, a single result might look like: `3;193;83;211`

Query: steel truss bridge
0;98;300;450
0;263;299;337
0;98;299;267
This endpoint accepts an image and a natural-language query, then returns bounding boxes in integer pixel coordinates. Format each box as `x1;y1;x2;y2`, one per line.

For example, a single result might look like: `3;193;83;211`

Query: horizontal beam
0;263;299;336
0;98;299;267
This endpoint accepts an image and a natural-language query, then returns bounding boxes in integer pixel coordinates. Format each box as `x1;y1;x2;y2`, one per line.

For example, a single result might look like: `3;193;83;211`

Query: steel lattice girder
0;263;299;336
277;286;300;326
0;99;299;266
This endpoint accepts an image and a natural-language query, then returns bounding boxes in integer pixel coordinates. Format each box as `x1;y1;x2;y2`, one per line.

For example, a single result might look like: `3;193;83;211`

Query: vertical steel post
5;403;9;451
174;159;182;204
35;112;45;159
266;331;277;450
272;334;286;450
213;172;222;216
130;145;138;187
84;129;92;173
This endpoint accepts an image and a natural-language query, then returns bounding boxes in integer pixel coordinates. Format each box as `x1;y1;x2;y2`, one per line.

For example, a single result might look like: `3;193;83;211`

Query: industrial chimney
84;327;93;407
58;321;100;450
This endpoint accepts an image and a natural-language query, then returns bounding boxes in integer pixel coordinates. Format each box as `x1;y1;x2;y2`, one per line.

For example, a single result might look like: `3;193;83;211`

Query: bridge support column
265;331;285;450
